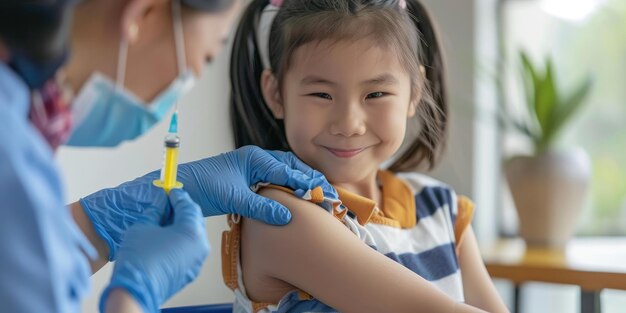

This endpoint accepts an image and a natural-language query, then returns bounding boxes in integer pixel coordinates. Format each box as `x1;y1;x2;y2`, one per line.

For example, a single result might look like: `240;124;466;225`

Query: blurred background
56;0;625;311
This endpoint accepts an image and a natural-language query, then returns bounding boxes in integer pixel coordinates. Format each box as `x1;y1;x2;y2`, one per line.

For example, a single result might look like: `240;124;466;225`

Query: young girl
223;0;509;312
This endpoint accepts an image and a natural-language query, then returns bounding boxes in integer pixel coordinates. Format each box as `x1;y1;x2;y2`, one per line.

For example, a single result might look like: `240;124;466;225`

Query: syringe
153;111;183;194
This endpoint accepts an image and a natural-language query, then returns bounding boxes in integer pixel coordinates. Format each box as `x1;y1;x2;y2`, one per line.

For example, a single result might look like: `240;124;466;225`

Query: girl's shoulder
394;171;455;195
393;171;475;248
392;171;467;221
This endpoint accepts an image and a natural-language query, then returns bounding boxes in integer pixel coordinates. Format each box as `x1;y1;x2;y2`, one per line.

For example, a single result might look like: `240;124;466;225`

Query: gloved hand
177;146;329;222
80;145;333;260
99;189;209;313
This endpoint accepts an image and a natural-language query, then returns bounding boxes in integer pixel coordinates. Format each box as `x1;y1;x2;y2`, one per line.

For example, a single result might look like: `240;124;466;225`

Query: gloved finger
136;204;165;226
253;158;327;192
237;193;292;226
282;168;327;193
267;150;325;180
169;189;205;228
265;150;330;190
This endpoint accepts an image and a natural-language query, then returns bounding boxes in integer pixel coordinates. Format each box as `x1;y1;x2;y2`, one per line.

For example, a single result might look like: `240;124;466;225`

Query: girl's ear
408;99;417;118
261;69;284;119
408;85;421;118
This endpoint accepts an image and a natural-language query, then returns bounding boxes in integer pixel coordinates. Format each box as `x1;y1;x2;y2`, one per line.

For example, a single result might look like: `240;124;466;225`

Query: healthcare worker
0;0;331;312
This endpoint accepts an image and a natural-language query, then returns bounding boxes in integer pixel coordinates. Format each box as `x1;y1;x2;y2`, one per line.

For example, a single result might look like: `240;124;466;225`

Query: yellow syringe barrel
162;143;179;191
153;135;183;194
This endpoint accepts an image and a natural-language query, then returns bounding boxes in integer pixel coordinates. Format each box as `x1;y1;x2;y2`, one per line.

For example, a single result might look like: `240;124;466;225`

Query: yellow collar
261;170;417;228
333;170;416;229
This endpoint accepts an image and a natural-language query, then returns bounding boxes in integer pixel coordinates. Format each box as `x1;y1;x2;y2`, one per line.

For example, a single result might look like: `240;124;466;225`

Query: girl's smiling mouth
323;146;367;158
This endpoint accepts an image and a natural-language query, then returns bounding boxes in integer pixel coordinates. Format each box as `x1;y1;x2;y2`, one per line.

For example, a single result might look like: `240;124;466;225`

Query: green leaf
519;52;547;139
516;52;592;152
535;59;558;140
520;52;538;120
548;76;594;142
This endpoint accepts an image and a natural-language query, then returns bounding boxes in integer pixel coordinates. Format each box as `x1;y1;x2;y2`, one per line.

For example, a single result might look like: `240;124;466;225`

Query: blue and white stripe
362;173;464;302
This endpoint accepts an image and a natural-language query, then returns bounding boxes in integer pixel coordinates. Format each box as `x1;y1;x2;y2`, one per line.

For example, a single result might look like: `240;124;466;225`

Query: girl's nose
329;100;367;137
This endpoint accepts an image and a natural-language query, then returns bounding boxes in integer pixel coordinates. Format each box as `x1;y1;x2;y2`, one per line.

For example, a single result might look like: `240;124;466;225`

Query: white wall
421;0;477;201
58;41;236;312
422;0;500;243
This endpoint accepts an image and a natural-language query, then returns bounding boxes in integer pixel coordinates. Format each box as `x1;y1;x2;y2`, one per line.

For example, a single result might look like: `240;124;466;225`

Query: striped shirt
222;170;475;313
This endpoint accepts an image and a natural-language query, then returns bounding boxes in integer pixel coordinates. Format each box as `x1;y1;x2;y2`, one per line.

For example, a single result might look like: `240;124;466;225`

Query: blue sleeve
0;110;95;312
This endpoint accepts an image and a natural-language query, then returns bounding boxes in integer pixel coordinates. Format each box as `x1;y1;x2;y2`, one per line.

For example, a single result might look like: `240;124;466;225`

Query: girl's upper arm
458;226;510;313
242;187;486;313
69;201;109;273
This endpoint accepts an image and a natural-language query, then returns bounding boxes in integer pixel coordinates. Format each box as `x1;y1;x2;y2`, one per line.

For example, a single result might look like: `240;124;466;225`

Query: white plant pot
504;148;591;248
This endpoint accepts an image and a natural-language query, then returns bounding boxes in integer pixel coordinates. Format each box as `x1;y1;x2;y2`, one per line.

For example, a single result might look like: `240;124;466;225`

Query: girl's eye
310;92;333;100
366;92;386;99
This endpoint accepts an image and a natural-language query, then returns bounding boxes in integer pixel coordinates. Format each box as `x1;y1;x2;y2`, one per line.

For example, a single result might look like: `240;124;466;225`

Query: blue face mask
66;71;195;147
66;0;195;147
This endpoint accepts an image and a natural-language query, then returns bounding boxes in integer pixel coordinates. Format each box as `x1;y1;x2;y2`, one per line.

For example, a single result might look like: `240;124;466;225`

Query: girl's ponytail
230;0;289;150
389;0;448;172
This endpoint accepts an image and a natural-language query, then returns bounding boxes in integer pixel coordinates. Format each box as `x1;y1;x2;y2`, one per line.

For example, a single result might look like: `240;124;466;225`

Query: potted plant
500;51;594;247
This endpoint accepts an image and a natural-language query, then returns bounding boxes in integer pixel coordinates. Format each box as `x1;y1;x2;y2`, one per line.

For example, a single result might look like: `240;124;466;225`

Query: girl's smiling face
262;39;418;186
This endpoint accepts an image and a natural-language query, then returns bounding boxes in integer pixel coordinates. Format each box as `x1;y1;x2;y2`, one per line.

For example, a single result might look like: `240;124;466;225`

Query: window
501;0;626;236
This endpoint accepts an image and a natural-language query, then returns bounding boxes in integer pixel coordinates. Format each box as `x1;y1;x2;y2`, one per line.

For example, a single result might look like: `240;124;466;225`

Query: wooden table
480;237;626;313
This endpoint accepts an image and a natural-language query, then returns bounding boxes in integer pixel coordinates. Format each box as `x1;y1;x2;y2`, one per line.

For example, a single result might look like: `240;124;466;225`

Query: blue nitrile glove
80;145;333;261
177;146;329;222
99;189;209;313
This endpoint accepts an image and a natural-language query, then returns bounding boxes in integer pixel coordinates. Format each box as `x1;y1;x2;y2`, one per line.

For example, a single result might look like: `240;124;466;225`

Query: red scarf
29;80;73;152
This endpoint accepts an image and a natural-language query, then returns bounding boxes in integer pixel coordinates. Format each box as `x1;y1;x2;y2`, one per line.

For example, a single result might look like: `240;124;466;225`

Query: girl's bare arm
241;188;487;313
69;201;109;273
458;227;510;313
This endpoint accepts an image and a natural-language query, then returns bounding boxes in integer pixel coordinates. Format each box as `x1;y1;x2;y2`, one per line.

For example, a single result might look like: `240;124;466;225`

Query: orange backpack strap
221;215;241;291
455;196;475;251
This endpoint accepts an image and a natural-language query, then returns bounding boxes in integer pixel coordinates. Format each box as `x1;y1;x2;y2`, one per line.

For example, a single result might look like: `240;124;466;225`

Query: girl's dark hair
231;0;447;172
182;0;236;12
